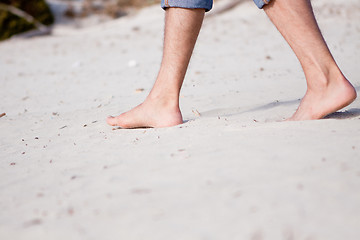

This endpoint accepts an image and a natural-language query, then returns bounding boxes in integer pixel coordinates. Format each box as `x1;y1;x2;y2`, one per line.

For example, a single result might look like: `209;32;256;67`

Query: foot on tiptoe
288;74;356;121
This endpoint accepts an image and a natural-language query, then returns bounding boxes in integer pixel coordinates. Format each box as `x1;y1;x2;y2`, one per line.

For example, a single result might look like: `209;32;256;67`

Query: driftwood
0;3;51;37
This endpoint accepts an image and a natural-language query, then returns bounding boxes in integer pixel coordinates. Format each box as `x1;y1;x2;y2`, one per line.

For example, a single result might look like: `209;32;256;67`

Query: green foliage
0;0;54;40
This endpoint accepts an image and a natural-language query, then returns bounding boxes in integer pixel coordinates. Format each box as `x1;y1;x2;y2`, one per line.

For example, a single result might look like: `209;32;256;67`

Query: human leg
107;8;205;128
263;0;356;120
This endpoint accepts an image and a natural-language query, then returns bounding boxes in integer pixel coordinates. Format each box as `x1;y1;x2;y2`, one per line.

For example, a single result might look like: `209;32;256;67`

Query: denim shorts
161;0;272;12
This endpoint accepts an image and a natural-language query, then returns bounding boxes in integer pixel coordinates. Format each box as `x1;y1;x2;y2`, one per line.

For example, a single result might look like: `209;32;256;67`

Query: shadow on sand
197;97;360;120
196;98;300;120
242;98;300;113
324;108;360;120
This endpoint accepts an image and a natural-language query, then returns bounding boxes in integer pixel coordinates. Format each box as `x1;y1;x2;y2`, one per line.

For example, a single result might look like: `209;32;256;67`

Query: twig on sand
0;113;6;118
192;109;201;117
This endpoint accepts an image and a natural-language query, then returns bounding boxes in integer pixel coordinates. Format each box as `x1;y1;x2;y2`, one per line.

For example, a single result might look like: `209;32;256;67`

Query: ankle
146;92;180;109
305;64;345;91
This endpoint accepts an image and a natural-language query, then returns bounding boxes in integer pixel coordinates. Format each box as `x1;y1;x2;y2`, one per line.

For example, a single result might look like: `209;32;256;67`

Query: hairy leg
264;0;357;120
107;8;205;128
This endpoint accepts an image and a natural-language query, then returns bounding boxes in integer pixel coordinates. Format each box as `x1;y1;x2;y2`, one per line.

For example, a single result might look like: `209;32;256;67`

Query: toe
106;116;119;126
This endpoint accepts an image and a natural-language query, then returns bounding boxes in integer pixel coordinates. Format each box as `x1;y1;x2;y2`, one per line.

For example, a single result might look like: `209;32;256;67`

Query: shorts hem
161;0;213;12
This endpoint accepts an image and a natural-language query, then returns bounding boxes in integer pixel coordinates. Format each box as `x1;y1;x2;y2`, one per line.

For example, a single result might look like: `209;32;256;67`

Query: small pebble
72;61;82;68
128;60;138;68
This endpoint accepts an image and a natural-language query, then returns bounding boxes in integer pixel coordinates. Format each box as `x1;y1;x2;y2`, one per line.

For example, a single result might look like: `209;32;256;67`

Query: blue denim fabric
161;0;271;11
253;0;271;9
161;0;213;12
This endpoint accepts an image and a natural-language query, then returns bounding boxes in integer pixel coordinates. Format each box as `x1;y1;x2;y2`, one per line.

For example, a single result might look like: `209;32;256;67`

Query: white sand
1;0;360;239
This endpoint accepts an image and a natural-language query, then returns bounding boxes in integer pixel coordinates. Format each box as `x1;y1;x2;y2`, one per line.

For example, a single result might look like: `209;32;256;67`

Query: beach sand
1;0;360;239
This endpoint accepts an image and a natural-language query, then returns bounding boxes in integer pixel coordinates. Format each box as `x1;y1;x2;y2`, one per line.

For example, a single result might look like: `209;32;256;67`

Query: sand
1;0;360;239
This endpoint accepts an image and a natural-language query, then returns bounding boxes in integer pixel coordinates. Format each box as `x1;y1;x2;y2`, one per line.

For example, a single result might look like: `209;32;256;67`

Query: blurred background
0;0;161;40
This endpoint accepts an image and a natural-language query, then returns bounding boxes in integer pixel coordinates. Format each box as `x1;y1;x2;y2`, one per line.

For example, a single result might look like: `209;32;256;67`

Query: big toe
107;116;121;126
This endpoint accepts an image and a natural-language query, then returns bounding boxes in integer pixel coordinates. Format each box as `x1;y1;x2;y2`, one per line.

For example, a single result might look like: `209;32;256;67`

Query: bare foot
289;74;357;121
107;97;183;128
